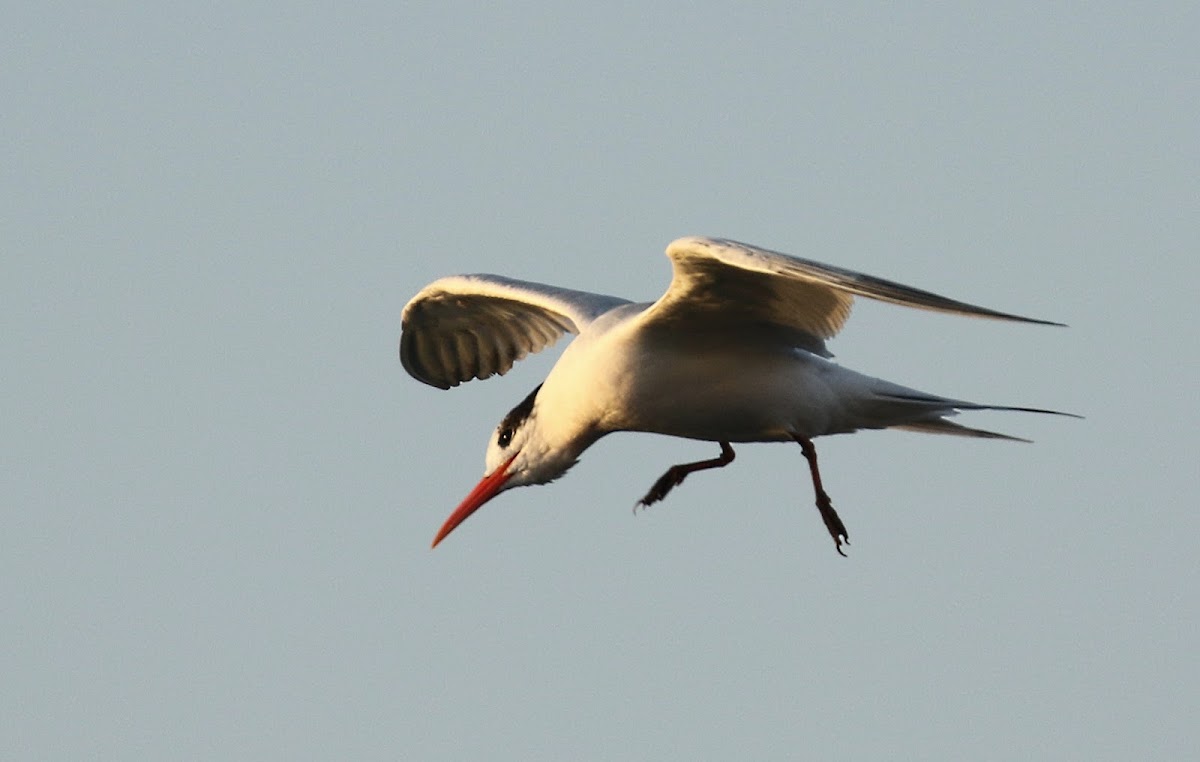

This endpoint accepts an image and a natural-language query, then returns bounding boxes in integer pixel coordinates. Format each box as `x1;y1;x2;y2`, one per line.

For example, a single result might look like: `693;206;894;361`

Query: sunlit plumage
401;236;1075;554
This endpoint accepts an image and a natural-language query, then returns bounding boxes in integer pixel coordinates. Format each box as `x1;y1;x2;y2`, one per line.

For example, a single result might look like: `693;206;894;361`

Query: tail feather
880;391;1081;419
890;420;1031;442
873;389;1082;441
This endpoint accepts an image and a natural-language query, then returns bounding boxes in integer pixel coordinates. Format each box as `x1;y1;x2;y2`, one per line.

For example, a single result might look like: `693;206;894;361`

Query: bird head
430;383;583;547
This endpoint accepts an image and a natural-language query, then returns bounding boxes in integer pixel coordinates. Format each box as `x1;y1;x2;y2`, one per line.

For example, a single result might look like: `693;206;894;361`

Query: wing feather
470;327;502;381
400;274;631;389
640;237;1062;346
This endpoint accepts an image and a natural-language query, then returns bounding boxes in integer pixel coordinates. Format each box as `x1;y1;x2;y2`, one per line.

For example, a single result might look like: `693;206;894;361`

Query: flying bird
400;236;1074;554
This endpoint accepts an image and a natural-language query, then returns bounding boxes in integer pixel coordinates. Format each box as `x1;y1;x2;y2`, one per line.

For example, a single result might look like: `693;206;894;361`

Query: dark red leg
793;436;850;556
636;441;736;511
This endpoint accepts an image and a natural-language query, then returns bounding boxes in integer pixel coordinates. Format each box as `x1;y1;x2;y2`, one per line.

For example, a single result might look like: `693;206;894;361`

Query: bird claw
815;493;850;557
632;492;664;514
833;534;849;558
634;471;684;512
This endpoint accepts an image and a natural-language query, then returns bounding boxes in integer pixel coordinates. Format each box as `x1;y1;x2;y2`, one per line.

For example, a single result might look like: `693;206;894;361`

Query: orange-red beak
430;453;519;548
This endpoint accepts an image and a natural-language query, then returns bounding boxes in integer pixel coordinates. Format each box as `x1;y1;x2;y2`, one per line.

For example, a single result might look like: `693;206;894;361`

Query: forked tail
869;390;1080;441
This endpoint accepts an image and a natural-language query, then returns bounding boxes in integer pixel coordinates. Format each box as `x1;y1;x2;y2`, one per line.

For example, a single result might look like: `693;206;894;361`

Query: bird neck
528;382;606;467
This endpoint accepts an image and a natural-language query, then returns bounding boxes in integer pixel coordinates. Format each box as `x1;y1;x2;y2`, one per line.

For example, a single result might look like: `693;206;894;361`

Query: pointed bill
431;454;518;548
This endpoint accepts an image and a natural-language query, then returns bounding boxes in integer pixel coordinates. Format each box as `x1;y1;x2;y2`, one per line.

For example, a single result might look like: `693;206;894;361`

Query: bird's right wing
637;237;1062;348
401;274;631;389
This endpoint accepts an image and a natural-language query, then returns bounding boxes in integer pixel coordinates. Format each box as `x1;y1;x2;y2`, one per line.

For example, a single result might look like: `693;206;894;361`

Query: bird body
400;236;1075;553
553;321;874;442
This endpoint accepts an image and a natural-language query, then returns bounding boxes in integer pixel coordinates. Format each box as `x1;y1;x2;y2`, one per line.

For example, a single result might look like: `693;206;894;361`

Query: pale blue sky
3;3;1197;760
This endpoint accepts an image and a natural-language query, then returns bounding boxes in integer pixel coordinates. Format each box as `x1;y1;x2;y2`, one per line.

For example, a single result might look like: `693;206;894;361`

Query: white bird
401;236;1075;554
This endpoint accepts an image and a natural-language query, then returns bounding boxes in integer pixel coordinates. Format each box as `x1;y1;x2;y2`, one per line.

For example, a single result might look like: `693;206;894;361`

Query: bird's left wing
637;237;1062;350
401;274;631;389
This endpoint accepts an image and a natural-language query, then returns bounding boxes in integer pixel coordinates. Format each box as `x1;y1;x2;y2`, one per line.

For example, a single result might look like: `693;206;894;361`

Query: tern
401;236;1074;554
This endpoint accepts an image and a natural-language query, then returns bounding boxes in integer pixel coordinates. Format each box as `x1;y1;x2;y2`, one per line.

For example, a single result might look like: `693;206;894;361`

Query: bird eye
497;427;513;448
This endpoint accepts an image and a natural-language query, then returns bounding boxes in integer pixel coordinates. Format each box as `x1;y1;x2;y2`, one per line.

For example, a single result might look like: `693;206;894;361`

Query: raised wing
640;237;1062;349
401;274;631;389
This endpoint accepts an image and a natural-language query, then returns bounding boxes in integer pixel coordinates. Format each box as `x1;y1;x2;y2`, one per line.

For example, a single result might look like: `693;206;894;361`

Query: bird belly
601;338;848;442
539;315;933;446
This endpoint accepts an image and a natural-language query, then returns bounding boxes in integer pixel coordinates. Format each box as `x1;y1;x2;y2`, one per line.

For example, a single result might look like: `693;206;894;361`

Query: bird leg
635;441;736;511
793;436;850;557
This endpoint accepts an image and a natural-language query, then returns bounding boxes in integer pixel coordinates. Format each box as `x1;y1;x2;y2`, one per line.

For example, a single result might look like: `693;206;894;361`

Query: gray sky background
4;3;1197;760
